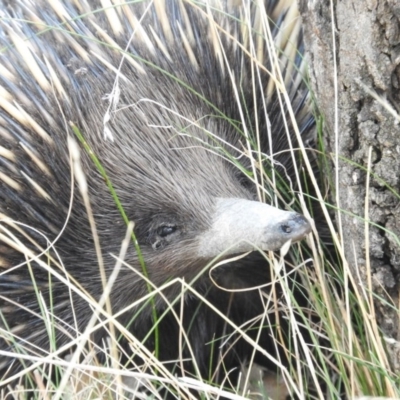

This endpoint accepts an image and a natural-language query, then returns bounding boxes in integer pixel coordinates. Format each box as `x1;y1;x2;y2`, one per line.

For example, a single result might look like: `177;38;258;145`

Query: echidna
0;0;315;396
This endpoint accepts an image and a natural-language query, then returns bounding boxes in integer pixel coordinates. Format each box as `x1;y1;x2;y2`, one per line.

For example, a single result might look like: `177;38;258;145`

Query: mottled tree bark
298;0;400;370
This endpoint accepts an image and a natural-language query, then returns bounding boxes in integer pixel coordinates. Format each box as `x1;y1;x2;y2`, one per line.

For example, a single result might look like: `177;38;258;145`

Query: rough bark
298;0;400;370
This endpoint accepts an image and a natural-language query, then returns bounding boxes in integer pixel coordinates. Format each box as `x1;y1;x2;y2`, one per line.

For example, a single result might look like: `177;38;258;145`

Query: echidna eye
157;225;177;237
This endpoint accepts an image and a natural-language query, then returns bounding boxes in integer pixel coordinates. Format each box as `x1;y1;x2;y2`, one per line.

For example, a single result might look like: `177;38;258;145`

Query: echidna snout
198;198;311;257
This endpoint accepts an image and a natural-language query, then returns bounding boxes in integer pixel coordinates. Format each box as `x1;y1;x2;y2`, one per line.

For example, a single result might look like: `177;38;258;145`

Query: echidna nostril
280;214;310;236
281;223;292;234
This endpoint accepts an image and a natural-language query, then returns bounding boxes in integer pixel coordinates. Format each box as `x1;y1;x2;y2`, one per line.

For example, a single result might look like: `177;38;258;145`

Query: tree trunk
298;0;400;370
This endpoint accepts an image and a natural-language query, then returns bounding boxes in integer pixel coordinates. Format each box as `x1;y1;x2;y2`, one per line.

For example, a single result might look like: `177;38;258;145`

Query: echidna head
81;97;312;295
